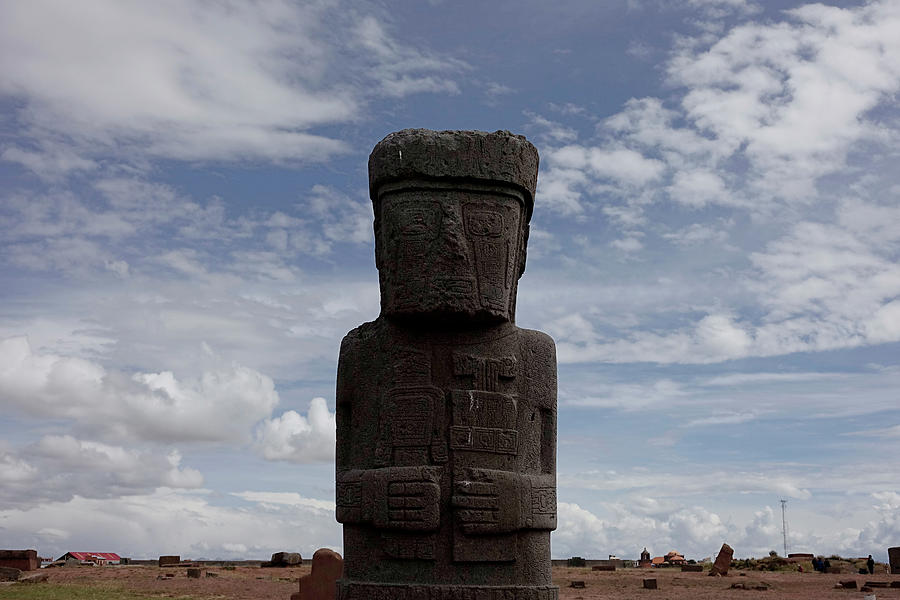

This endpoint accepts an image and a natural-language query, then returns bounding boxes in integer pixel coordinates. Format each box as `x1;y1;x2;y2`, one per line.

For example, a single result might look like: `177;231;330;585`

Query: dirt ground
34;564;900;600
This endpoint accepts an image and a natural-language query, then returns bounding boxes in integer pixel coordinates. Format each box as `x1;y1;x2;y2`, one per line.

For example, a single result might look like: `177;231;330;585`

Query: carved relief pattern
339;583;558;600
339;129;554;591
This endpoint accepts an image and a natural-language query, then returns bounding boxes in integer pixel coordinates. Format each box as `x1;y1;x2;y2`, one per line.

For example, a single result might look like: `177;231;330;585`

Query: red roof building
57;552;122;565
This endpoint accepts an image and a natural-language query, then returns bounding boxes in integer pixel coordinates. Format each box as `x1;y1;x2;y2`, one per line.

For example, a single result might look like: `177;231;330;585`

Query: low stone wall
0;549;39;571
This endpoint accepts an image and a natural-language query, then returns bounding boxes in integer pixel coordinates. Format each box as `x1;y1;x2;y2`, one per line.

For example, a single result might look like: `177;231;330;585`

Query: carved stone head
369;129;539;324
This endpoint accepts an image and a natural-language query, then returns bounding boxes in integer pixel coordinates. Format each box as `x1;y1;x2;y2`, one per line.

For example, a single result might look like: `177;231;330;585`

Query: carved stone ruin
0;549;39;571
890;547;900;574
335;129;557;599
158;555;180;567
709;543;733;576
263;551;302;567
292;549;343;600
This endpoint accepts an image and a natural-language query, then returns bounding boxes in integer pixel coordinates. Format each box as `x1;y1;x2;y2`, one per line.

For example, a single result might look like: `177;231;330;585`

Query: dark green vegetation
0;582;198;600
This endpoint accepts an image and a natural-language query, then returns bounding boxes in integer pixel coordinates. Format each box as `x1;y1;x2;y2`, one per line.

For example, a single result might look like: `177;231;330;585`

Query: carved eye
466;210;503;237
397;205;439;237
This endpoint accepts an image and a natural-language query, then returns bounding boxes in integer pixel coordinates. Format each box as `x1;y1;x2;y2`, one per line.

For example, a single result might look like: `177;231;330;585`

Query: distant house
56;552;122;565
650;551;686;567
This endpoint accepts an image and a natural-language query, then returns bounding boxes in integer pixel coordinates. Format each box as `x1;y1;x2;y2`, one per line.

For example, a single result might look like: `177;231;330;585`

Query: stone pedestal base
337;582;558;600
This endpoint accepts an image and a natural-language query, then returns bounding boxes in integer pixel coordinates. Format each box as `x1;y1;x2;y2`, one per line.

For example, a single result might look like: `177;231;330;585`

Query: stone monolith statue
336;129;557;599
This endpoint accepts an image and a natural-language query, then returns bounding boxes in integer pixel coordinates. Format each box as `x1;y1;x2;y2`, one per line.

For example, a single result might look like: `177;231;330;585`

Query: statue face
376;185;527;323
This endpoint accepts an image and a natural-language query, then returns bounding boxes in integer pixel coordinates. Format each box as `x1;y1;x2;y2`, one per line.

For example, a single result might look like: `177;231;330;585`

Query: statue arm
452;469;556;533
337;466;442;531
335;333;356;474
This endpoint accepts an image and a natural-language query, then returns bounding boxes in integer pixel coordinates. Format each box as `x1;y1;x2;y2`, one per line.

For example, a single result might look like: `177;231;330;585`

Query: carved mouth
435;277;476;297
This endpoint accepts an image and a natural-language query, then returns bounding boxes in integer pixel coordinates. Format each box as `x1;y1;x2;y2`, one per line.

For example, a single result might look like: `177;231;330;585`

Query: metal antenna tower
780;499;789;557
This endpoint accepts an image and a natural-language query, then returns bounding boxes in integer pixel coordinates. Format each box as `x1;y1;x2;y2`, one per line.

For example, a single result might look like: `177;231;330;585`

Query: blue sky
1;0;899;562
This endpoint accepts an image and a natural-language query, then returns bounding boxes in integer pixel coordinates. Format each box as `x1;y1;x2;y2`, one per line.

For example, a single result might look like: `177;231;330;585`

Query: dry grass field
2;565;898;600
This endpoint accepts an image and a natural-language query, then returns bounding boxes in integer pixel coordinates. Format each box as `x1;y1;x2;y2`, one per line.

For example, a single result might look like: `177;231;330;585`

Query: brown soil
37;565;900;600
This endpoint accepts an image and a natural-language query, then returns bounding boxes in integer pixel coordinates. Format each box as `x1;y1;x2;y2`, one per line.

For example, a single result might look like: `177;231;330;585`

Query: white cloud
256;398;336;464
562;378;686;411
353;15;466;98
0;336;279;443
685;411;759;427
1;144;97;181
0;488;340;560
525;111;579;144
667;169;730;208
553;489;900;561
0;0;353;167
549;195;900;365
539;1;900;221
560;468;812;501
610;235;644;253
0;1;467;175
0;436;202;508
662;221;730;246
232;491;335;512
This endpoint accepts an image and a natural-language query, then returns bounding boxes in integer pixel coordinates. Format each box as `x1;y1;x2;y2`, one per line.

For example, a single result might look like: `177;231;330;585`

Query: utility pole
780;499;789;557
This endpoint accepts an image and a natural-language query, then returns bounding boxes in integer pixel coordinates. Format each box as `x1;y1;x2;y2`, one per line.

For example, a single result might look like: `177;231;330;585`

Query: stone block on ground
18;572;49;584
839;579;857;589
865;581;889;588
889;546;900;574
265;552;301;567
0;549;39;571
293;548;343;600
682;564;703;572
158;555;180;567
187;568;204;578
0;567;22;582
709;543;734;576
569;580;585;588
643;578;658;589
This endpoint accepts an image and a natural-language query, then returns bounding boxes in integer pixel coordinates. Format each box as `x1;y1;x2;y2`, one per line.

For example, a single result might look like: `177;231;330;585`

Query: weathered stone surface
274;552;302;566
337;584;558;599
187;568;204;578
0;566;22;581
158;555;180;567
838;579;857;589
709;543;734;576
889;546;900;574
336;130;556;598
0;549;39;571
19;572;49;584
643;578;658;589
291;549;343;600
263;552;302;567
569;581;585;588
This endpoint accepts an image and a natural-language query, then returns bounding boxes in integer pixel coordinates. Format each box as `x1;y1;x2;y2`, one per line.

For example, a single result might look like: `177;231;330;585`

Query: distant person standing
867;554;875;575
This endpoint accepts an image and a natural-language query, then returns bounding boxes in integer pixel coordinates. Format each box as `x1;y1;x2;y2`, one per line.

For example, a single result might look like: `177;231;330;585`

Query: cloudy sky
2;0;899;563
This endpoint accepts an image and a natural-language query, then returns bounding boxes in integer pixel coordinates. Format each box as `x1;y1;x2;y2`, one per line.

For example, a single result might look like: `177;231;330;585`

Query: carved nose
438;217;470;262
